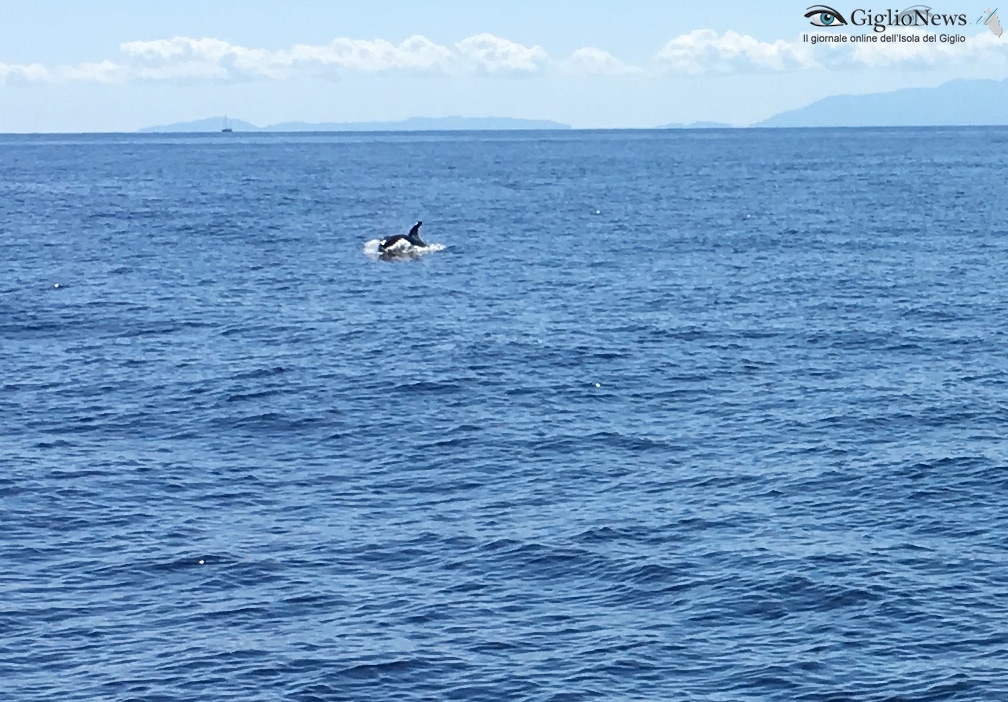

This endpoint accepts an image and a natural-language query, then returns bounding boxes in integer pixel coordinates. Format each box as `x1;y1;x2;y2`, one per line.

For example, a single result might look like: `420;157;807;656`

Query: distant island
137;79;1008;133
139;116;571;133
757;78;1008;128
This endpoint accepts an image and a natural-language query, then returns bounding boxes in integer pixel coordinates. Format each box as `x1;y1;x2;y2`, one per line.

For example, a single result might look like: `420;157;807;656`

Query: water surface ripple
3;129;1008;700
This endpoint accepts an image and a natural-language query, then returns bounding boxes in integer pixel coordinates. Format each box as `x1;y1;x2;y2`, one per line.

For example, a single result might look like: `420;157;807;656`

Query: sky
0;0;1006;131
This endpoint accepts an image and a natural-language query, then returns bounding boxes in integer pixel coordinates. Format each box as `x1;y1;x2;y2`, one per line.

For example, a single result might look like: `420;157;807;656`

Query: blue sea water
2;128;1008;701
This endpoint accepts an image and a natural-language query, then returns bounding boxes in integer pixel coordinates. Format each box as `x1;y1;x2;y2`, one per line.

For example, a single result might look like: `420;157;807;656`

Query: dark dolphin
379;221;426;253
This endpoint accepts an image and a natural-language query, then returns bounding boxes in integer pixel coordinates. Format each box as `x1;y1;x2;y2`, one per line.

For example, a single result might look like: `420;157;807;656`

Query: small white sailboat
221;115;233;133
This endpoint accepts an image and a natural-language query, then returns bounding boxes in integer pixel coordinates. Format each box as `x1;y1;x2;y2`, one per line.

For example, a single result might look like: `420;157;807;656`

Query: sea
3;128;1008;701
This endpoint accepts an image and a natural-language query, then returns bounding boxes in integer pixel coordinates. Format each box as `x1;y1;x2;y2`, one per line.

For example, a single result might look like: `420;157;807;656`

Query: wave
363;238;445;261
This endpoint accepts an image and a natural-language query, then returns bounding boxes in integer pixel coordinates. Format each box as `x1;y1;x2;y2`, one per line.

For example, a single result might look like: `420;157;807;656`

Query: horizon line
4;124;1008;136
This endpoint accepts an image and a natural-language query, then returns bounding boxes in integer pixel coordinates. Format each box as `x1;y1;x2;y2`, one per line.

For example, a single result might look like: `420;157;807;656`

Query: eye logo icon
805;4;849;27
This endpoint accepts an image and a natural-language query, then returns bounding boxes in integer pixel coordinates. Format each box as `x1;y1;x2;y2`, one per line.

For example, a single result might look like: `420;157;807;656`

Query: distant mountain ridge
757;78;1008;127
140;116;571;133
138;79;1008;133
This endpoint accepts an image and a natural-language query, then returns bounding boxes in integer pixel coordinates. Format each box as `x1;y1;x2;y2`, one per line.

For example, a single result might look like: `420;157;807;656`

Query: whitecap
363;238;445;261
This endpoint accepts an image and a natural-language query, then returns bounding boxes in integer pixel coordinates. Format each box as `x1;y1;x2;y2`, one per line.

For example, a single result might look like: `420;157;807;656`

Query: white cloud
123;37;278;80
0;34;551;85
563;47;641;75
652;28;1008;74
455;33;548;73
283;35;454;73
3;29;1006;87
655;30;816;74
122;37;304;80
116;35;456;80
0;62;51;84
56;60;127;83
846;30;1008;69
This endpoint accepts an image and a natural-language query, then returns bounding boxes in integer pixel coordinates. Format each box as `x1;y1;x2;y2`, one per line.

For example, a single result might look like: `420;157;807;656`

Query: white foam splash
363;238;445;261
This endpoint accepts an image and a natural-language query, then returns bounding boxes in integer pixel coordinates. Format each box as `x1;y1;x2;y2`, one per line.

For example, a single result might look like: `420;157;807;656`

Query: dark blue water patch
3;128;1008;700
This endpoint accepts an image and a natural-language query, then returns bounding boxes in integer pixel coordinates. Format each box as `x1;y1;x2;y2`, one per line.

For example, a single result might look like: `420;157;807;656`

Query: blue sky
1;1;1005;131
